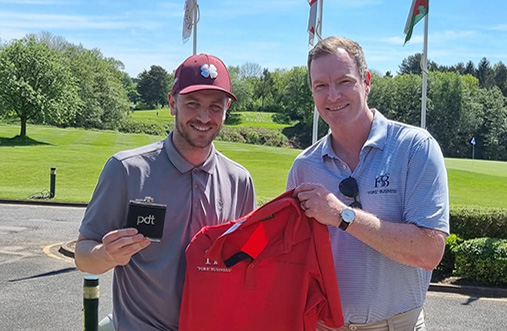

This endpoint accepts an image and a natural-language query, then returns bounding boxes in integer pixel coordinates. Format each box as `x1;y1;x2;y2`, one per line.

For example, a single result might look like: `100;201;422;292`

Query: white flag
308;0;318;46
470;137;476;145
182;0;197;43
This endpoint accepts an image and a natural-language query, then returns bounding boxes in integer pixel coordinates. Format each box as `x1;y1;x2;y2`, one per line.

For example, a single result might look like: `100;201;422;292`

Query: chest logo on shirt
375;175;390;188
367;174;397;195
196;258;232;273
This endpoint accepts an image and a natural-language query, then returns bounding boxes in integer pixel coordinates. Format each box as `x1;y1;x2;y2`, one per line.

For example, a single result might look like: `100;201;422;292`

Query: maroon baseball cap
171;53;237;101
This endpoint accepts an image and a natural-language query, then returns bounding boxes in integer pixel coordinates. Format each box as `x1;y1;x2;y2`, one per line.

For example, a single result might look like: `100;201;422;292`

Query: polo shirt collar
363;109;387;151
321;109;388;160
205;190;310;264
164;131;217;174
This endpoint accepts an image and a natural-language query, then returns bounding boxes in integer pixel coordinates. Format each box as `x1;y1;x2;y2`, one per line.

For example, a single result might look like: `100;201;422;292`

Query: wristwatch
338;207;356;231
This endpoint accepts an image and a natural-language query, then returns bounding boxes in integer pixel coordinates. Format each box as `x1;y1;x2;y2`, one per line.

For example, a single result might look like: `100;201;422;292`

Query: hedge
450;206;507;240
454;237;507;285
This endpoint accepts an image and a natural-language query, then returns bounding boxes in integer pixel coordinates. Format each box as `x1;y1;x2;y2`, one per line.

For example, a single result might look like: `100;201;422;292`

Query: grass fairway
0;124;298;204
130;110;291;129
1;123;506;208
445;158;507;208
130;108;173;123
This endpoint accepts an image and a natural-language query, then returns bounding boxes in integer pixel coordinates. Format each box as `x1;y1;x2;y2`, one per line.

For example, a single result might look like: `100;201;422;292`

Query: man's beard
174;114;222;149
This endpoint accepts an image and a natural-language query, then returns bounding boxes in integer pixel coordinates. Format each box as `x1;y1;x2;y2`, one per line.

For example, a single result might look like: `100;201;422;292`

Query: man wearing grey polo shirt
75;53;256;330
290;37;449;330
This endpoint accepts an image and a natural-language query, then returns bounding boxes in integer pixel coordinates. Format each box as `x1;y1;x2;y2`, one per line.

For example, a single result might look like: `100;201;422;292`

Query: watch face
341;208;355;223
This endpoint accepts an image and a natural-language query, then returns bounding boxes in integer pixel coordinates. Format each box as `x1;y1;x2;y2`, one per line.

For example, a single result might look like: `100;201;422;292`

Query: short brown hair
307;36;368;86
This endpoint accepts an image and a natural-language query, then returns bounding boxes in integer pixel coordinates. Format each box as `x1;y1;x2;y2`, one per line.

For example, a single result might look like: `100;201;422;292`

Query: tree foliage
0;36;79;136
62;45;129;129
398;53;437;75
1;36;507;161
136;65;170;108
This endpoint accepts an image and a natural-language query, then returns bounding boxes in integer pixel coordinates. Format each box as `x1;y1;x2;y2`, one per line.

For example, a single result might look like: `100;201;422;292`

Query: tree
228;65;254;112
62;44;130;129
278;66;326;147
122;72;140;106
239;62;262;79
477;57;495;89
0;37;79;136
368;72;398;120
398;53;437;75
254;68;274;109
493;61;507;96
427;72;472;157
464;61;476;76
474;87;507;160
454;62;466;75
137;65;170;108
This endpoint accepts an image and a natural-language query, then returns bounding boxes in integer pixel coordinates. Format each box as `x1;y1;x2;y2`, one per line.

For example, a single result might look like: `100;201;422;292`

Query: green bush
454;237;507;285
217;127;290;147
435;234;464;275
119;118;171;136
217;127;246;144
450;207;507;240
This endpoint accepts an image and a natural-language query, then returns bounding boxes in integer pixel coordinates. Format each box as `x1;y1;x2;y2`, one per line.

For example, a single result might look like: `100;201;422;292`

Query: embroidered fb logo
375;175;390;188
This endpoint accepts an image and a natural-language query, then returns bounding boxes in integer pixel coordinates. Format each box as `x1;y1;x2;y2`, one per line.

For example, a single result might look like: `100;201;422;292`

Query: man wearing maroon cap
75;53;256;330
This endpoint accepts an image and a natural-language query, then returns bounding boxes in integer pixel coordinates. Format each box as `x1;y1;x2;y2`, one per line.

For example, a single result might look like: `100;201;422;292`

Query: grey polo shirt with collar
79;131;256;330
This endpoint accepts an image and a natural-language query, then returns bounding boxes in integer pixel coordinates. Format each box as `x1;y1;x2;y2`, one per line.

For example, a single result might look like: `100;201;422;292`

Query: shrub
435;234;464;275
217;127;246;144
450;207;507;240
454;237;507;285
119;118;171;136
217;127;290;147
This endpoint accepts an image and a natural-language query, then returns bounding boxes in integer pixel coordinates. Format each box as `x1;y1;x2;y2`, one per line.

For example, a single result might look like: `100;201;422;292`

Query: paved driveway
1;203;506;330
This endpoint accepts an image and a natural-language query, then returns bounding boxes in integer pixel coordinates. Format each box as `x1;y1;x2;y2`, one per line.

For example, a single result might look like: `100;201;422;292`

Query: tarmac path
0;203;506;330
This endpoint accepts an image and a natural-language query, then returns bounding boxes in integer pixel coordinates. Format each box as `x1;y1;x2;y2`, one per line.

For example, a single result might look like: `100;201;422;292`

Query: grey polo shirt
79;132;256;330
287;110;449;324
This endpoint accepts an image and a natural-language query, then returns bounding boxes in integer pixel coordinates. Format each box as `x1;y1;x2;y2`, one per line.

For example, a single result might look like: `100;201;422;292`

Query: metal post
420;13;429;129
312;0;324;144
50;167;56;198
192;4;198;55
83;276;99;331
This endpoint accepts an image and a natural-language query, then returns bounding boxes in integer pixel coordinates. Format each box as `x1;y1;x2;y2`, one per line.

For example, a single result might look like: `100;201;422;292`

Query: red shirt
179;191;344;331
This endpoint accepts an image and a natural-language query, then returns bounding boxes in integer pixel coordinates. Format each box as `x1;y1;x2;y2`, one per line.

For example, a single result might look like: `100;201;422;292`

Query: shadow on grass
0;135;52;147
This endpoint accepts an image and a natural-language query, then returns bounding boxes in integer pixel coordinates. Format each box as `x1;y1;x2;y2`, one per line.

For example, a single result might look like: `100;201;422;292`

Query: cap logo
200;64;218;79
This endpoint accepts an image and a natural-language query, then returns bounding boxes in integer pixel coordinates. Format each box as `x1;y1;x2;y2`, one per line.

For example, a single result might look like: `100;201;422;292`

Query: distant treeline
1;32;506;160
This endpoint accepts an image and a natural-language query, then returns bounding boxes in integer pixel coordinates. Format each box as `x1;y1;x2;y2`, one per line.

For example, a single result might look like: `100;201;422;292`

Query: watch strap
338;218;350;231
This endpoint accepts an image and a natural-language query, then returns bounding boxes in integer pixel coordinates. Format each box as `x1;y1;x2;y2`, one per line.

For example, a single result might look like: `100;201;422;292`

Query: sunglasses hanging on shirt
339;177;362;209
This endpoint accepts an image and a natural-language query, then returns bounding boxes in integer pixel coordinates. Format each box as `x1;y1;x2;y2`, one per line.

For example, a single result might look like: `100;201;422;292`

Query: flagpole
420;12;428;129
312;0;323;144
192;4;198;55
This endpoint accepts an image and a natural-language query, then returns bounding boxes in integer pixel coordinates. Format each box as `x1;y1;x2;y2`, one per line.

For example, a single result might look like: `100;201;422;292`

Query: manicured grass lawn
130;110;292;129
445;158;507;208
1;123;506;208
129;108;173;123
0;124;297;204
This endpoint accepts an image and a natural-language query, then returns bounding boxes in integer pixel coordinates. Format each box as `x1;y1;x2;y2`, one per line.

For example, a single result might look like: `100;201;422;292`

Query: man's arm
74;229;150;275
293;184;446;271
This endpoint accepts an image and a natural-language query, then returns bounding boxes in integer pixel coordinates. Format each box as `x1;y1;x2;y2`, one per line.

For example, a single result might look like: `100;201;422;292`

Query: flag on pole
308;0;318;46
470;137;476;145
404;0;429;45
182;0;197;43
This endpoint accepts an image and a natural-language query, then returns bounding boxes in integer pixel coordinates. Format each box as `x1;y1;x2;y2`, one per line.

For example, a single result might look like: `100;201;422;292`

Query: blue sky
0;0;505;77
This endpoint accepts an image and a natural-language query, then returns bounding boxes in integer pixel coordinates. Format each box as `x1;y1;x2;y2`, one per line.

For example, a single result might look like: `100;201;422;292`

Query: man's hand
293;183;344;227
101;228;151;266
75;228;151;274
